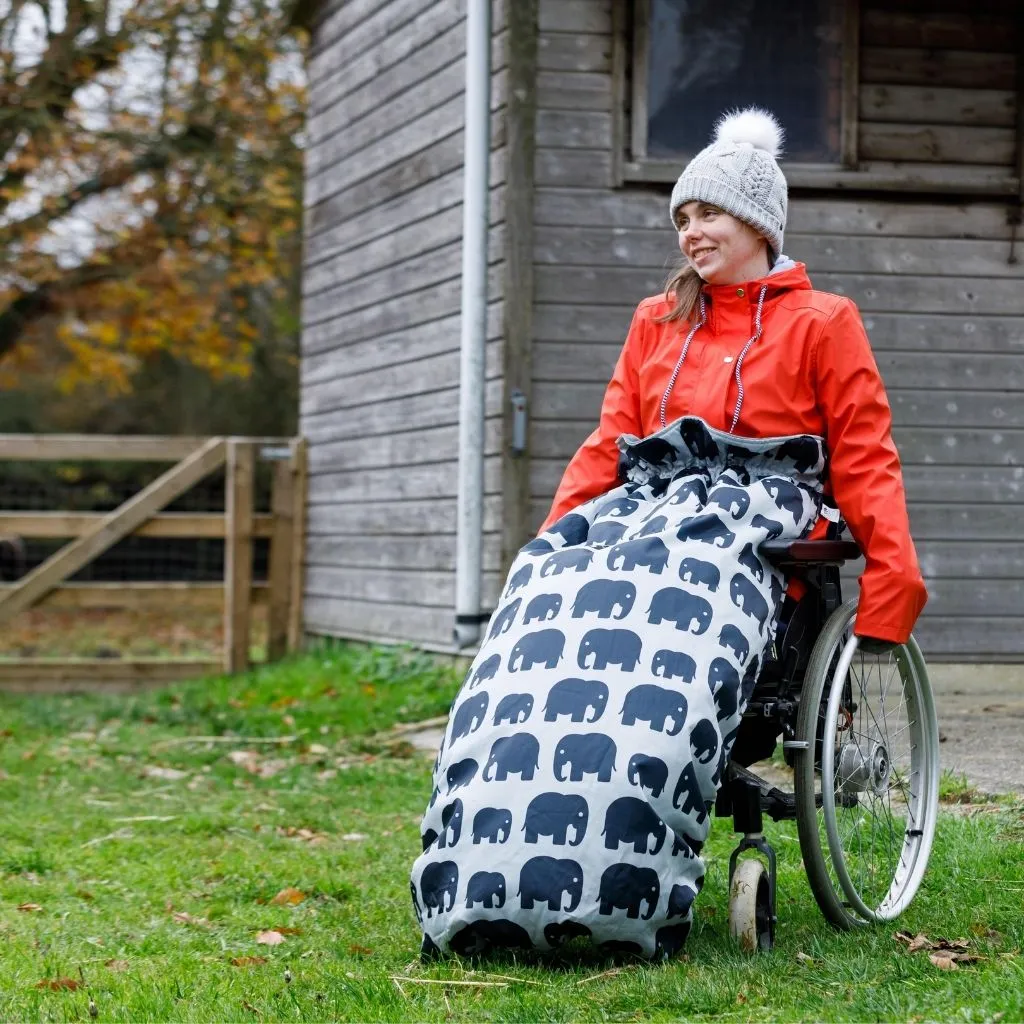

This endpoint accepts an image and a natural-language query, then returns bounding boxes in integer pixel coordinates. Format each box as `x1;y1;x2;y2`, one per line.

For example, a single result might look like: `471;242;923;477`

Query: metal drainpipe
453;0;492;649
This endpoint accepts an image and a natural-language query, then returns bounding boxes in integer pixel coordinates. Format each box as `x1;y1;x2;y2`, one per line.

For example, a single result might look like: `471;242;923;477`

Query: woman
411;108;926;961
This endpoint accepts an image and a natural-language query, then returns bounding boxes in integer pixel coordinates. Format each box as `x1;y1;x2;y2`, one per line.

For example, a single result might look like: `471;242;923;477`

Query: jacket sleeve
813;298;927;643
538;304;646;533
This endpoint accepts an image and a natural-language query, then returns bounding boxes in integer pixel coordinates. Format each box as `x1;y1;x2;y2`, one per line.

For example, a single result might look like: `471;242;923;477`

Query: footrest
726;762;798;822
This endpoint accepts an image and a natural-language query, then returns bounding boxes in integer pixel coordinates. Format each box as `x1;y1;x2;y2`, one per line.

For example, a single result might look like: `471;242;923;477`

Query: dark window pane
645;0;844;162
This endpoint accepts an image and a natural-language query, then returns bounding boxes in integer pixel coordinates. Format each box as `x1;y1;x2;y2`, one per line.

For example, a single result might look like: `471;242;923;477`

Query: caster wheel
729;858;774;952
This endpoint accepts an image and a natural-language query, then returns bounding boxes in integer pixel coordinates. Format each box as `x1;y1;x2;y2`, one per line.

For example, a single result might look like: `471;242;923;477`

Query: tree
0;0;305;392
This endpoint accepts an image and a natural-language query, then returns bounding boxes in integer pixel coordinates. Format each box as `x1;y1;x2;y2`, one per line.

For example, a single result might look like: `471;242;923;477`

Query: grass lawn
1;642;1022;1022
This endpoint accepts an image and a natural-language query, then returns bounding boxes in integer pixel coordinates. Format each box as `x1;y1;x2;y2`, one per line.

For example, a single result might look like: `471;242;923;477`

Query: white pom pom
713;107;784;157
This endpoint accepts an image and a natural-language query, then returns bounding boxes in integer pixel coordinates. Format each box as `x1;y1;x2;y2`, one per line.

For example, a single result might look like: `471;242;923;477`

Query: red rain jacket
540;261;927;644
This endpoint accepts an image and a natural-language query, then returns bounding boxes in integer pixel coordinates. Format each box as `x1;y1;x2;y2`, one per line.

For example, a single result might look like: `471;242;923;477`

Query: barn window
617;0;1021;196
633;0;850;165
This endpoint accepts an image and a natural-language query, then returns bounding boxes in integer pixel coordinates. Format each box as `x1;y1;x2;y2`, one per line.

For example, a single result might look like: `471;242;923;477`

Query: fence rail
0;434;307;690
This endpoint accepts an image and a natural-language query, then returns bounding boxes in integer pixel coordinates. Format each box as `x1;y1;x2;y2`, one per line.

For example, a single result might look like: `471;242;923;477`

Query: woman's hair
654;259;703;325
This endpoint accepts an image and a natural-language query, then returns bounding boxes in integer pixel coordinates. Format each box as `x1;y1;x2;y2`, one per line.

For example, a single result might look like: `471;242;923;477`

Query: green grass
1;643;1022;1022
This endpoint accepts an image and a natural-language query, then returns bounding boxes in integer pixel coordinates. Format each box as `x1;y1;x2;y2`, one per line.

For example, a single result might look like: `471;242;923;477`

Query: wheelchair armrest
761;539;862;566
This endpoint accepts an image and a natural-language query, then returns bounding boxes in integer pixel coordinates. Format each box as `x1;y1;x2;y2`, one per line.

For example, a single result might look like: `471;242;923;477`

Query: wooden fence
0;435;306;690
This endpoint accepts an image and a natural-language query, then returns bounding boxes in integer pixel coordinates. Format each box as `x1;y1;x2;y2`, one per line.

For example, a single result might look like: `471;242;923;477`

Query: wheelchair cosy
716;520;940;952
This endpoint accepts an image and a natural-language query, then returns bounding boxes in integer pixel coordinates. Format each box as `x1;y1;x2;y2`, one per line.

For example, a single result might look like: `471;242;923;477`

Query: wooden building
295;0;1024;661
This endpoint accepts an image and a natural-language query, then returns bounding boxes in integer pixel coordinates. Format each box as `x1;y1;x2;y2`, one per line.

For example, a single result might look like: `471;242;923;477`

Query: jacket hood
702;258;811;298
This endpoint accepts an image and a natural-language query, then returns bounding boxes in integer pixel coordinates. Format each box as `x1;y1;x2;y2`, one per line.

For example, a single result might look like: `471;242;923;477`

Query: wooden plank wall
527;0;1024;660
300;0;510;646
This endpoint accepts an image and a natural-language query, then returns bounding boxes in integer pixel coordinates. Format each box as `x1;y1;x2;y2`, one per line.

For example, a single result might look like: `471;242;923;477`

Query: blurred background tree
0;0;305;437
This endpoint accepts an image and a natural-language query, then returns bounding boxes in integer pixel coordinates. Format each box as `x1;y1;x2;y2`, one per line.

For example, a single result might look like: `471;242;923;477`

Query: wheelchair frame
713;533;938;951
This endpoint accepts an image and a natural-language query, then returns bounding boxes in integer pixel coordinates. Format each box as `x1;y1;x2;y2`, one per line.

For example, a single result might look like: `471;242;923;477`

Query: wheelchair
716;531;940;952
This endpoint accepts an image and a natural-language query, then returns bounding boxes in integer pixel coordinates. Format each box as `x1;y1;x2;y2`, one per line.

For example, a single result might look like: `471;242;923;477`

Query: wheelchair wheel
793;599;939;929
729;858;774;953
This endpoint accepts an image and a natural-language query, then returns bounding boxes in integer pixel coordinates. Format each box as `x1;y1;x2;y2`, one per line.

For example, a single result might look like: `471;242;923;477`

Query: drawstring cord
659;294;706;428
658;284;769;433
729;284;768;431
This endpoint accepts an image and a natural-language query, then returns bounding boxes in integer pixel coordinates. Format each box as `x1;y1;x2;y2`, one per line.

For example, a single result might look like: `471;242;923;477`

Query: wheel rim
819;633;939;921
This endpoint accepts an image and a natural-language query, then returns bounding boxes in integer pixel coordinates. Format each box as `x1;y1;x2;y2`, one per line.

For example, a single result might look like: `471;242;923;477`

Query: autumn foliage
0;0;305;393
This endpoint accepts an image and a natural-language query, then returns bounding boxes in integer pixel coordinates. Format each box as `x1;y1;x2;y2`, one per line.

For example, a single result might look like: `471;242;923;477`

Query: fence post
286;438;307;653
266;452;295;663
224;439;255;673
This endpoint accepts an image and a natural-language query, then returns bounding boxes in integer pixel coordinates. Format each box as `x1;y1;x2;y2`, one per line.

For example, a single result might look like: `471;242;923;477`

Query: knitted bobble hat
669;108;788;257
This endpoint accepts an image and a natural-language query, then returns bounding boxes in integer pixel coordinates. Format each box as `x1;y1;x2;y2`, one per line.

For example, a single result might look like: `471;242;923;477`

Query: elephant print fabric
412;417;825;959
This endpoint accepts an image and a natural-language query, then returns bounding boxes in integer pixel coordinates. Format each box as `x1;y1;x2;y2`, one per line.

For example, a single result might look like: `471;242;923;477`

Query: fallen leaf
908;934;932;953
242;1000;261;1015
735;993;747;1004
231;956;268;967
349;944;373;955
270;887;305;906
104;959;130;972
796;951;814;964
341;832;367;842
17;902;41;912
142;765;188;781
228;750;261;773
271;696;298;709
256;930;285;946
307;743;329;756
172;911;211;928
272;926;302;936
929;952;957;971
35;978;81;990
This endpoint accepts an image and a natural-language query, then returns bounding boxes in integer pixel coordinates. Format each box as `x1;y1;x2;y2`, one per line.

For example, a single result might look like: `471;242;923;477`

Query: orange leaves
270;887;306;906
35;977;81;991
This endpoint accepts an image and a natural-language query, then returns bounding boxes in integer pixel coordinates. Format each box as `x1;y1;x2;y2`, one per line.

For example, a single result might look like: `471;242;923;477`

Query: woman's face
675;201;769;285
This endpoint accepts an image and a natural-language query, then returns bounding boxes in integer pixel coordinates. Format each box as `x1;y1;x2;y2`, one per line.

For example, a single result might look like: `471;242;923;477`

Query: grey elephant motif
708;484;751;519
676;512;736;549
588;520;629;548
672;760;708;823
597;864;659;919
655;922;692;959
769;572;784;608
438;798;463;849
523;792;588;846
597;495;640;518
671;830;700;859
518;856;583;911
709;658;741;722
421;828;438;851
505;563;532;597
751;512;785;539
634;514;668;538
446;757;478;794
509;629;565;671
450;692;488;743
544;920;592;946
520;536;554;555
679;556;720;592
689;717;719;766
420;860;459;917
647;586;712;634
620;684;687;735
492;692;534;726
606;536;670;574
523;592;562;624
410;880;423;924
627;753;669;798
731;573;770;633
547;512;591;546
571;579;636;620
465;870;506;909
666;882;697;919
488;597;521;640
483;733;540;782
543;677;608;723
764;477;807;522
449;919;532;956
717;623;749;663
602;796;667;854
578;628;642;672
553;732;616;782
471;806;512;844
469;653;500;688
651;648;696;682
738;541;765;583
541;548;595;576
